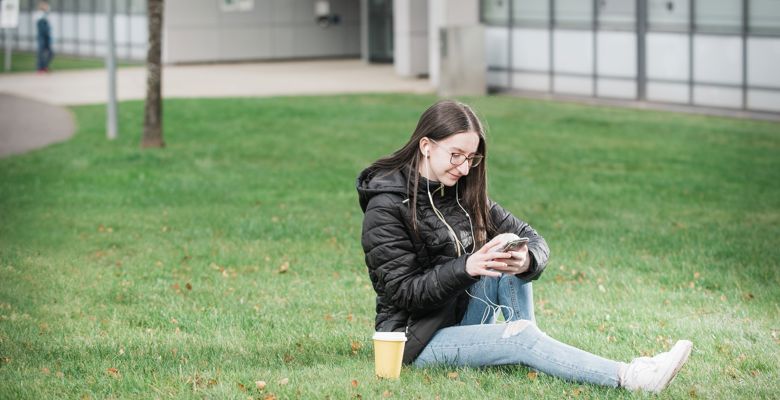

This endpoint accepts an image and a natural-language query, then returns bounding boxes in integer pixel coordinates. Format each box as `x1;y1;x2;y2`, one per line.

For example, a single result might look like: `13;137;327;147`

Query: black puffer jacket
357;167;550;364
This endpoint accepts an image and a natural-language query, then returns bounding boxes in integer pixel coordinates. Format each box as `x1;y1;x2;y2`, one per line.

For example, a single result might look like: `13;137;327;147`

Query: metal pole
637;0;647;100
592;0;598;97
741;0;748;110
106;0;118;139
549;0;555;93
4;29;11;72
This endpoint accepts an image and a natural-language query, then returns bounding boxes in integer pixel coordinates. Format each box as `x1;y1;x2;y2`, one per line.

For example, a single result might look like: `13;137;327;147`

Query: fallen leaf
170;318;178;324
346;313;354;322
571;386;583;397
351;379;359;388
256;380;266;390
208;379;217;387
278;262;289;274
185;282;192;290
278;377;289;385
382;390;392;398
263;394;277;400
237;383;247;392
324;314;333;321
694;272;701;279
106;367;120;378
41;367;50;374
447;371;459;380
751;370;760;377
527;371;537;381
171;283;180;291
351;341;362;354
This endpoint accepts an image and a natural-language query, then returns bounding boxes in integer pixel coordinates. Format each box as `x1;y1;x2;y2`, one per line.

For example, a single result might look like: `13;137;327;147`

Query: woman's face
419;131;481;187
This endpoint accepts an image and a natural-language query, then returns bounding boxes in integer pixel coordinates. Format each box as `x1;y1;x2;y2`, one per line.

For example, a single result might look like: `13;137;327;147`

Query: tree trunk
142;0;164;148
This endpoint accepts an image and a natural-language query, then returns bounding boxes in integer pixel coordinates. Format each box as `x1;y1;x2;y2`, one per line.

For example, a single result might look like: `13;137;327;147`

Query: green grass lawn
0;51;140;73
0;94;778;399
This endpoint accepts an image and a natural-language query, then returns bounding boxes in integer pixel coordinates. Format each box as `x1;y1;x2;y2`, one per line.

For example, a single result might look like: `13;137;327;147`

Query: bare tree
142;0;164;148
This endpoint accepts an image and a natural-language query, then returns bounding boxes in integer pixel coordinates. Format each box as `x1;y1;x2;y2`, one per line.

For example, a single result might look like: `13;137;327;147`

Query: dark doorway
368;0;394;62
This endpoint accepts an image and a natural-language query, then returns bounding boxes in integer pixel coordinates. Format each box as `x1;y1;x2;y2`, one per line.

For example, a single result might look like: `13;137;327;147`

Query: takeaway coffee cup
372;332;407;379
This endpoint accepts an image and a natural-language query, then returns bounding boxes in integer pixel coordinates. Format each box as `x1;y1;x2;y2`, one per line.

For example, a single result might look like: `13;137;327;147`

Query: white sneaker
620;340;693;393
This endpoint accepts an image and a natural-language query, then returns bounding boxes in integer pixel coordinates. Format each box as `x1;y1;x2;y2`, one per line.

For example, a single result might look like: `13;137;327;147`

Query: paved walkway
0;93;76;158
0;59;434;158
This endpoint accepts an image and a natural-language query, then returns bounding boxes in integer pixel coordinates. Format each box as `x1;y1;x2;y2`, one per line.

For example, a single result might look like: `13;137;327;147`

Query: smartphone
501;237;529;252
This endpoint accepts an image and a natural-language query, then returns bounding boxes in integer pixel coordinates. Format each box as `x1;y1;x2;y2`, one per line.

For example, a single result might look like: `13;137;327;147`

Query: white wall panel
61;14;76;41
115;15;130;44
77;14;93;42
219;27;272;60
694;35;742;85
748;37;780;88
511;28;549;71
598;78;637;99
553;30;593;74
130;15;147;45
647;32;689;80
597;31;636;78
647;82;689;103
512;72;550;91
485;26;509;68
554;76;593;95
487;70;509;87
693;85;742;108
748;89;780;112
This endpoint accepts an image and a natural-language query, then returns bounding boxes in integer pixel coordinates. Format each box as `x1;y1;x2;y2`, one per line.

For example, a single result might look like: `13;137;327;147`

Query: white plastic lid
372;332;408;341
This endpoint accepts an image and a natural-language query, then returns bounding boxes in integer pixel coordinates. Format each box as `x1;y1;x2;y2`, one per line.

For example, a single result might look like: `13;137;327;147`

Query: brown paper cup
372;332;407;379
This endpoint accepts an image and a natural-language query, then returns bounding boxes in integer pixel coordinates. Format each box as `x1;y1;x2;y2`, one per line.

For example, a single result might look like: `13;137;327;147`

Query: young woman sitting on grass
356;100;692;393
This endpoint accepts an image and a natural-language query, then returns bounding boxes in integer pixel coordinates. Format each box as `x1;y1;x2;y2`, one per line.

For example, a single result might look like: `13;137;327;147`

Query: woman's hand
465;236;513;278
506;243;531;275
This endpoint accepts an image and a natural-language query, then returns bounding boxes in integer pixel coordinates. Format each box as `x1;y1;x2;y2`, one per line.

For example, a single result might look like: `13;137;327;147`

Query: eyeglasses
429;138;484;168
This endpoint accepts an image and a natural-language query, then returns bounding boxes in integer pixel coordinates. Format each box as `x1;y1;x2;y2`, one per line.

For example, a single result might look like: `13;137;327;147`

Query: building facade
481;0;780;112
3;0;778;113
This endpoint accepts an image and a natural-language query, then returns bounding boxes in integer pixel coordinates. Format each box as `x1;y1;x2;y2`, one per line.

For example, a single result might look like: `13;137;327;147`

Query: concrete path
0;59;433;158
0;93;75;158
0;59;433;106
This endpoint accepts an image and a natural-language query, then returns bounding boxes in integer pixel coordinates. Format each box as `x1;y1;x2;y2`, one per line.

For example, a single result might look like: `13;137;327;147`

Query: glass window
62;0;78;12
115;0;129;14
483;0;510;25
598;0;635;29
648;0;690;31
130;0;146;15
695;0;741;34
77;0;94;13
750;0;780;34
513;0;549;26
556;0;593;28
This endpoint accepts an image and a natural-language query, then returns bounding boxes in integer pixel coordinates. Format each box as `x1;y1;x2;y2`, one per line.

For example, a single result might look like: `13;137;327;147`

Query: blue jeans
37;41;53;71
413;274;623;387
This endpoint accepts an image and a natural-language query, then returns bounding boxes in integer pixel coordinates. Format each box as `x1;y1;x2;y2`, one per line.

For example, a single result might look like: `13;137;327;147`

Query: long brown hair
367;100;494;248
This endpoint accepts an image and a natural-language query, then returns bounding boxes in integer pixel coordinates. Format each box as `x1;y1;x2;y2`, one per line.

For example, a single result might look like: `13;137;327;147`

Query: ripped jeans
413;274;623;387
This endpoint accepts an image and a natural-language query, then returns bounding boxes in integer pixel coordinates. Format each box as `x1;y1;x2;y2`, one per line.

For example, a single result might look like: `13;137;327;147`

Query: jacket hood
356;167;409;212
356;166;459;213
